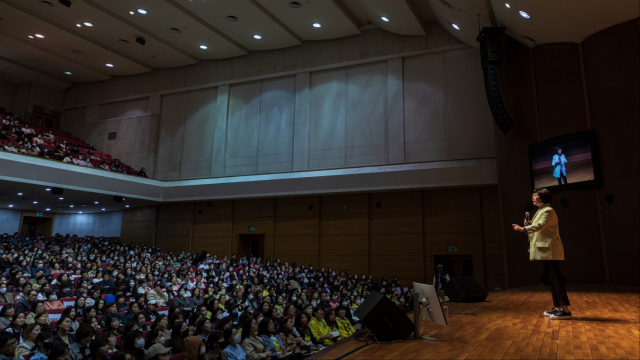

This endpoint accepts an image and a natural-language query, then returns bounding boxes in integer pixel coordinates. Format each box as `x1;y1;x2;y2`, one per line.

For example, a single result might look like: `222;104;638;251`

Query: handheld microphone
525;211;530;221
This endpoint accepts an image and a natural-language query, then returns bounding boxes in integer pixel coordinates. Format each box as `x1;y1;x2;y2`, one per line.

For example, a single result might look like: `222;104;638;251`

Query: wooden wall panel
273;235;319;256
192;218;232;238
370;234;423;256
320;214;368;235
320;235;369;256
274;216;319;236
370;255;423;282
234;199;274;218
423;210;482;233
369;191;421;213
122;206;157;223
321;193;368;215
423;188;480;210
158;203;194;221
370;212;422;234
120;221;155;241
191;237;231;257
320;255;368;275
193;201;233;219
155;237;191;254
156;220;193;239
425;232;482;245
273;255;319;267
275;196;319;216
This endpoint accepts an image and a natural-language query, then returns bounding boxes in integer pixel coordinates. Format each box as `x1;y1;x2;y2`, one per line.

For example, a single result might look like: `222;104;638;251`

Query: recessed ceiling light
33;201;38;204
79;211;82;213
380;16;390;22
312;23;321;28
17;193;23;196
83;22;93;27
70;205;74;208
64;71;72;75
289;1;301;8
28;36;34;39
72;50;82;54
106;63;114;67
129;11;134;15
169;28;181;33
102;208;106;211
505;3;511;8
59;197;64;200
76;24;82;27
35;34;44;38
452;24;460;30
519;10;530;18
45;188;51;191
125;205;130;208
253;34;262;39
46;208;50;211
226;16;238;22
137;9;147;15
8;205;13;208
94;201;99;204
199;45;208;50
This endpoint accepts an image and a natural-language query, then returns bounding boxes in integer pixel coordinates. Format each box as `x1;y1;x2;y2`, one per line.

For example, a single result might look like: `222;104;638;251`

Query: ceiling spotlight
380;16;390;22
169;28;181;33
76;24;82;27
59;197;64;200
28;36;34;39
70;205;74;208
135;37;146;46
106;63;114;67
199;45;208;50
226;16;238;22
253;34;262;39
33;201;38;204
505;3;511;8
83;22;93;27
8;205;13;208
64;71;72;75
102;208;106;211
125;205;130;208
45;188;51;191
17;193;23;195
46;208;50;211
79;211;82;213
312;23;321;28
94;201;99;204
289;1;301;8
137;9;148;15
519;10;530;18
59;0;71;8
452;23;460;30
35;34;44;38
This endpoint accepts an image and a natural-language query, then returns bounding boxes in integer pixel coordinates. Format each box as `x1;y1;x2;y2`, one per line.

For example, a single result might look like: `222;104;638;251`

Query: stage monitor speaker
445;277;488;302
113;196;124;203
51;188;64;195
476;27;515;135
354;291;414;341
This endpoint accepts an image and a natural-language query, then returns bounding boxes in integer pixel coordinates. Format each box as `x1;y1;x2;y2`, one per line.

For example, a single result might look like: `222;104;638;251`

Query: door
237;234;265;260
434;255;474;277
20;216;54;238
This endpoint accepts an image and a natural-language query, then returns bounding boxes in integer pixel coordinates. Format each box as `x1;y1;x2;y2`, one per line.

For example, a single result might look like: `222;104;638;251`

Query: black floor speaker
445;277;488;302
353;291;414;341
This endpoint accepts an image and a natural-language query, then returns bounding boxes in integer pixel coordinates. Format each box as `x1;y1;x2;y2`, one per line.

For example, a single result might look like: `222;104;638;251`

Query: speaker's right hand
524;219;531;226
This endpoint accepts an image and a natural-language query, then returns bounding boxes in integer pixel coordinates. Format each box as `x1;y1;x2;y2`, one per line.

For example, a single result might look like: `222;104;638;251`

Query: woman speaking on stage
512;188;571;320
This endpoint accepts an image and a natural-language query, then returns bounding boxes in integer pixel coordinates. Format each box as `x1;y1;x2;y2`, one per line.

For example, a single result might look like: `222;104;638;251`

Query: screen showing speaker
528;130;601;192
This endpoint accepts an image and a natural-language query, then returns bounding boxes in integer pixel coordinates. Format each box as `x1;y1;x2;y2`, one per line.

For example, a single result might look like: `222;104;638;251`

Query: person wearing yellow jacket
335;305;355;339
308;307;334;346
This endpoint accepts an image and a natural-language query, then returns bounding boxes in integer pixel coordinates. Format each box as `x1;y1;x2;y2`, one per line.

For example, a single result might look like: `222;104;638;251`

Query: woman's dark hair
533;188;553;203
151;314;167;330
33;329;54;352
257;318;273;336
61;307;76;319
75;324;95;344
0;304;14;318
121;330;142;351
85;338;105;360
222;327;235;342
47;343;69;360
109;351;130;360
240;318;254;342
194;317;209;336
206;331;223;350
123;321;137;334
218;317;232;331
323;308;337;329
279;317;294;336
169;321;185;353
56;315;72;332
31;300;44;313
144;329;161;349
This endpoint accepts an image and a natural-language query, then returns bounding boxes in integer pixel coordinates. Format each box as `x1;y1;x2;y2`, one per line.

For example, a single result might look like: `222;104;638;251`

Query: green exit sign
248;226;256;232
36;212;43;217
448;246;457;253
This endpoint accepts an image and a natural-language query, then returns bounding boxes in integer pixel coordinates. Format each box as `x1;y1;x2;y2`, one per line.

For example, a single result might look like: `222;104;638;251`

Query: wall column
293;72;310;171
387;58;404;164
211;85;230;178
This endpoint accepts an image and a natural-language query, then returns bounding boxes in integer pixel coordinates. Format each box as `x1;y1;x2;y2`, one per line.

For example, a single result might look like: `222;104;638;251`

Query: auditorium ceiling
0;0;637;88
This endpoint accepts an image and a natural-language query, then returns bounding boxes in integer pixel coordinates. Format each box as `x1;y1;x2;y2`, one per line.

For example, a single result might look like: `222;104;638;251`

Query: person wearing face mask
44;290;64;310
220;327;246;360
334;305;355;339
174;288;195;317
146;283;168;307
168;321;189;355
69;324;94;360
122;330;147;360
0;283;13;303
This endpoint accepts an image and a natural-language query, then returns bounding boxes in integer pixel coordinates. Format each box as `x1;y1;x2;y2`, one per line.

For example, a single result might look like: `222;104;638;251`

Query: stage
311;285;639;359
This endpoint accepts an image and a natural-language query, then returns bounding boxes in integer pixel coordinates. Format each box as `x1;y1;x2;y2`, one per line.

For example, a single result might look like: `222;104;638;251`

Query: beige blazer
524;204;565;261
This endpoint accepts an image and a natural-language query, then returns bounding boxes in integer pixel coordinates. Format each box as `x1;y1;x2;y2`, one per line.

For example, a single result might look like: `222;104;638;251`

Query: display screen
528;131;601;192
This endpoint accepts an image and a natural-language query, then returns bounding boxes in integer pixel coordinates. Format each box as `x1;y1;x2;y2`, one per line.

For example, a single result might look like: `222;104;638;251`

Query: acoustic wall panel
156;93;187;179
257;77;295;174
226;82;261;176
181;88;218;179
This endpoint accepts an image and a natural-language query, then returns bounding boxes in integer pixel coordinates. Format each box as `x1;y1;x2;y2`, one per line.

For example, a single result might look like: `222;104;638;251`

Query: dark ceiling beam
247;0;302;43
405;0;429;35
164;0;249;53
0;0;153;70
83;0;199;63
331;0;363;30
0;30;112;78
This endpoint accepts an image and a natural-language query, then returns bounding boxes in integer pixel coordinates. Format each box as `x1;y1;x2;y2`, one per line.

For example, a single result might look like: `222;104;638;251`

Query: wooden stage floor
311;285;639;359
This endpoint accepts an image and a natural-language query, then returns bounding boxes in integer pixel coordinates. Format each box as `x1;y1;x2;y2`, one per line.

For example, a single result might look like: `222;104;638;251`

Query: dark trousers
557;174;568;185
543;260;570;307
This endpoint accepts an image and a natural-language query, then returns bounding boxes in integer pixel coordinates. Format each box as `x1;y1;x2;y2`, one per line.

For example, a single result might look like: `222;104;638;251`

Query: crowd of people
0;113;148;178
0;233;419;360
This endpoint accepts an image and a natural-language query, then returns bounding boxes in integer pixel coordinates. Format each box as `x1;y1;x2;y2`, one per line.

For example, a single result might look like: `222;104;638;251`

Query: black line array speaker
353;291;414;341
444;277;488;303
476;27;515;135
